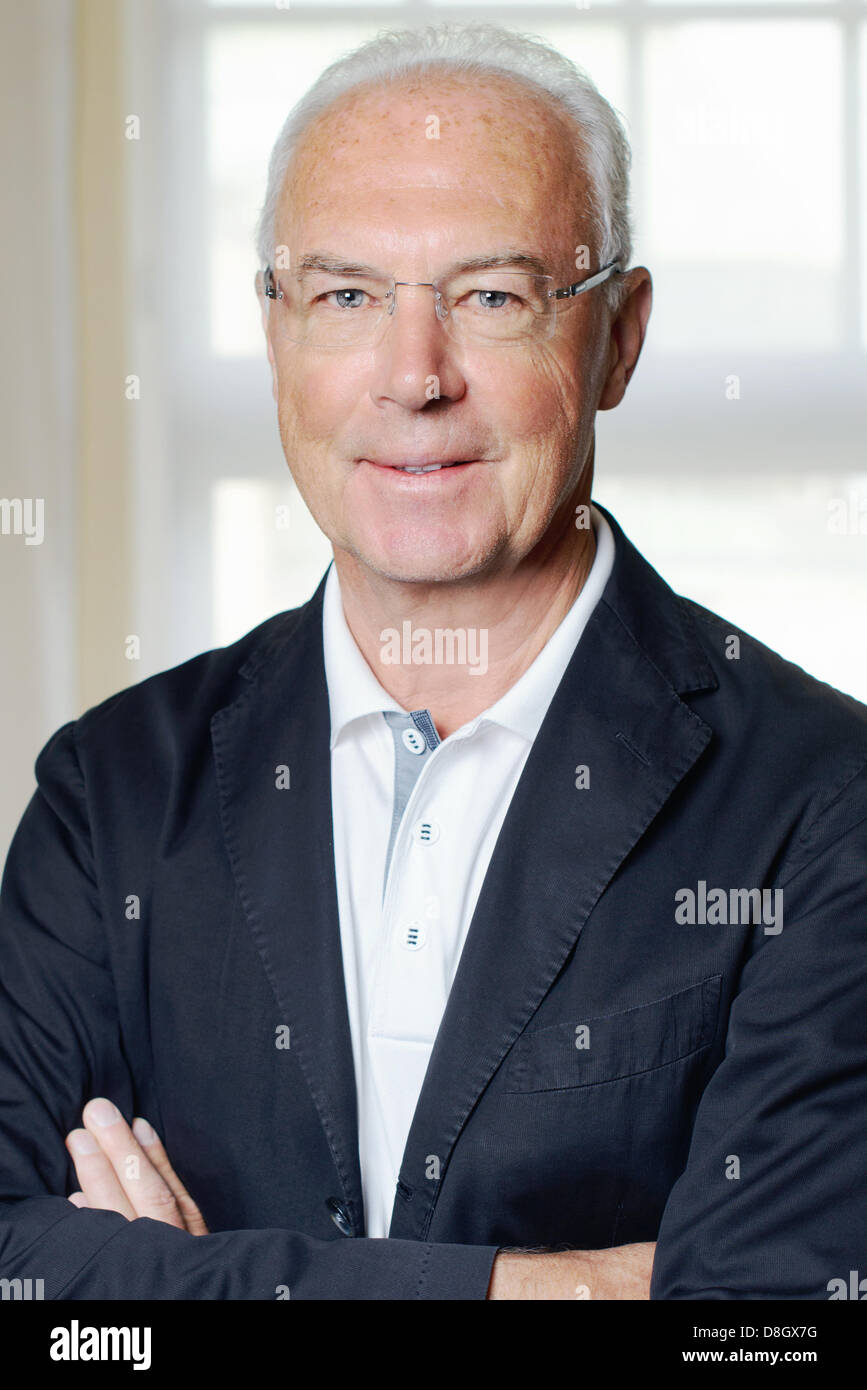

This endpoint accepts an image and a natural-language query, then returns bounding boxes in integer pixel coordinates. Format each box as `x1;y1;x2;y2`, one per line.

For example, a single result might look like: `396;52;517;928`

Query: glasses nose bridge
388;279;449;322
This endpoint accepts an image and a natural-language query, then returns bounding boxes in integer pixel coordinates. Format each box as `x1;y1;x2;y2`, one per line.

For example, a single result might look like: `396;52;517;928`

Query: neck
333;498;598;741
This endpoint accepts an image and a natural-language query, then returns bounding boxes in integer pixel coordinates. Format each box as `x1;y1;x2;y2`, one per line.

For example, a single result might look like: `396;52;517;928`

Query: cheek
276;353;363;452
476;355;588;523
474;351;581;449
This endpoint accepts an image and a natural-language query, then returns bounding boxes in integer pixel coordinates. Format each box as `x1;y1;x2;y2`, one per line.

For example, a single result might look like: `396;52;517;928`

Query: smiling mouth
361;458;478;474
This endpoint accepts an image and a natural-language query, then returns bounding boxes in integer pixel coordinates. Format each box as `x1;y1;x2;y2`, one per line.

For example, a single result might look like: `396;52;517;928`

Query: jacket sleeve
0;722;498;1299
650;757;867;1299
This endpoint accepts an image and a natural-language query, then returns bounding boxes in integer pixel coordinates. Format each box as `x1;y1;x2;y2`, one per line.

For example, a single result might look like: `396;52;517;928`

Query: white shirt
323;505;615;1236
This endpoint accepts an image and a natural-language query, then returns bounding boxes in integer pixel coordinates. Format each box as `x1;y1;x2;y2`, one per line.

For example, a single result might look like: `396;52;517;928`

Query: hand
65;1098;208;1234
487;1241;656;1300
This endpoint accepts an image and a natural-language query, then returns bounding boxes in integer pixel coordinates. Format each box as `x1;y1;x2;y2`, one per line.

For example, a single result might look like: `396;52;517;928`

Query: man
1;24;865;1301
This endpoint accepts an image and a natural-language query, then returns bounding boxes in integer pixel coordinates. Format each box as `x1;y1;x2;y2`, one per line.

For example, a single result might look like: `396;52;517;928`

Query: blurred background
1;0;866;859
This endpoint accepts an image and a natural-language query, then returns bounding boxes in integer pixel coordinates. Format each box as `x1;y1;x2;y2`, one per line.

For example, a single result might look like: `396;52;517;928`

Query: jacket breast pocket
503;975;723;1093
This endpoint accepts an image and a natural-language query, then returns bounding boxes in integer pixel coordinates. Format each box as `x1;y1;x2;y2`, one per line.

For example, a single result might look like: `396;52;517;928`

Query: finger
80;1097;186;1229
65;1127;138;1221
132;1118;209;1235
68;1191;89;1208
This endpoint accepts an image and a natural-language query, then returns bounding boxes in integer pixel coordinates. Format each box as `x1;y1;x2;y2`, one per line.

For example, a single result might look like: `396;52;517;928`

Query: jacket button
325;1197;353;1237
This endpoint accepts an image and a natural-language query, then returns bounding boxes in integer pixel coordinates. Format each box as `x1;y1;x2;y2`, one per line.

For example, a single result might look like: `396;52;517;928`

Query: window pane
212;477;332;644
597;473;867;703
641;22;843;351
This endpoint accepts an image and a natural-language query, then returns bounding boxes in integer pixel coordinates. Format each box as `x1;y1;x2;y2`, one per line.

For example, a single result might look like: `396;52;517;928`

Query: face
261;73;648;586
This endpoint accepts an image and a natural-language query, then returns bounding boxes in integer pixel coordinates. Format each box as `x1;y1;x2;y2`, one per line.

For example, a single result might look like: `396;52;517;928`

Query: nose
368;282;466;412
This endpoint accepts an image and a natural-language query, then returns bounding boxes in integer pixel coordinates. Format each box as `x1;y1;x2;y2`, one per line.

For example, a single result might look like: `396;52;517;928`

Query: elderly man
1;24;865;1302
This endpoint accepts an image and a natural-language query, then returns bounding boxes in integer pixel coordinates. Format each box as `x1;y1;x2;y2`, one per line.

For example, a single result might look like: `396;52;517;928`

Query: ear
597;268;653;412
255;270;279;403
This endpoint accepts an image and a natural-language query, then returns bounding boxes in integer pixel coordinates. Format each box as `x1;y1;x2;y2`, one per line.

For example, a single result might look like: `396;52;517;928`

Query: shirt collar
322;561;406;750
322;503;615;749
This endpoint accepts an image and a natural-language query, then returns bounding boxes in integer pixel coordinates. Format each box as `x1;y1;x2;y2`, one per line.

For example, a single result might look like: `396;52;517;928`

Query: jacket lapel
210;568;365;1234
388;507;719;1239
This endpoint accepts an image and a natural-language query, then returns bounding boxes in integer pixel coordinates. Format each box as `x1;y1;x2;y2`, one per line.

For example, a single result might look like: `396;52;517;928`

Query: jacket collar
595;502;718;696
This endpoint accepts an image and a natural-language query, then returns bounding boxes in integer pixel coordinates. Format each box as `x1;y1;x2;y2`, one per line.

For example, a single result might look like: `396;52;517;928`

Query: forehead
279;74;590;265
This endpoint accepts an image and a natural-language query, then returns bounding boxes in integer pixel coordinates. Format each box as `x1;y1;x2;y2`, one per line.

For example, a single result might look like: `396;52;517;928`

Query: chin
353;537;490;586
364;556;467;585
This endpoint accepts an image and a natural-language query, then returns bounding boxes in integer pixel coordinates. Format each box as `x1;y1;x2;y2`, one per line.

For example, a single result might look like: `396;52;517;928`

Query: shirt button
413;819;440;845
401;727;427;756
401;921;427;951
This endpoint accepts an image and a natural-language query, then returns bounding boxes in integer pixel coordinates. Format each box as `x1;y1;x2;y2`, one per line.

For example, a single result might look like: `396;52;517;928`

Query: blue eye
330;288;366;309
476;290;509;310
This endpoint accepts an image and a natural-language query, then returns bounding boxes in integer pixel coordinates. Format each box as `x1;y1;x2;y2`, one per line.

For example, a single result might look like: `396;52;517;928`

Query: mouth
360;458;480;475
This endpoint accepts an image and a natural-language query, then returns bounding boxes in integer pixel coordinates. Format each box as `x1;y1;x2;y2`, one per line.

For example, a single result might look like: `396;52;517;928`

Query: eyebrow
294;249;551;278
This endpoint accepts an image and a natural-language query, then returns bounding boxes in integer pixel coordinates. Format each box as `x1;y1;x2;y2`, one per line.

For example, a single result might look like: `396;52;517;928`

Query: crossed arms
62;1098;655;1298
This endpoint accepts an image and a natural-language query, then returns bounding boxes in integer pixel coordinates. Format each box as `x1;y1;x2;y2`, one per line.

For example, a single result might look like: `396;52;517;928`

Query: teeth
401;464;443;473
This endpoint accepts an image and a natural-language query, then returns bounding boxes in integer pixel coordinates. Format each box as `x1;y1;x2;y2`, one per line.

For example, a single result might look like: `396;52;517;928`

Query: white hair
255;22;633;310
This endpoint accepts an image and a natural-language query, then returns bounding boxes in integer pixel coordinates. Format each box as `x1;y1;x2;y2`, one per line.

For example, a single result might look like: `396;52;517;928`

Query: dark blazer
1;503;866;1300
